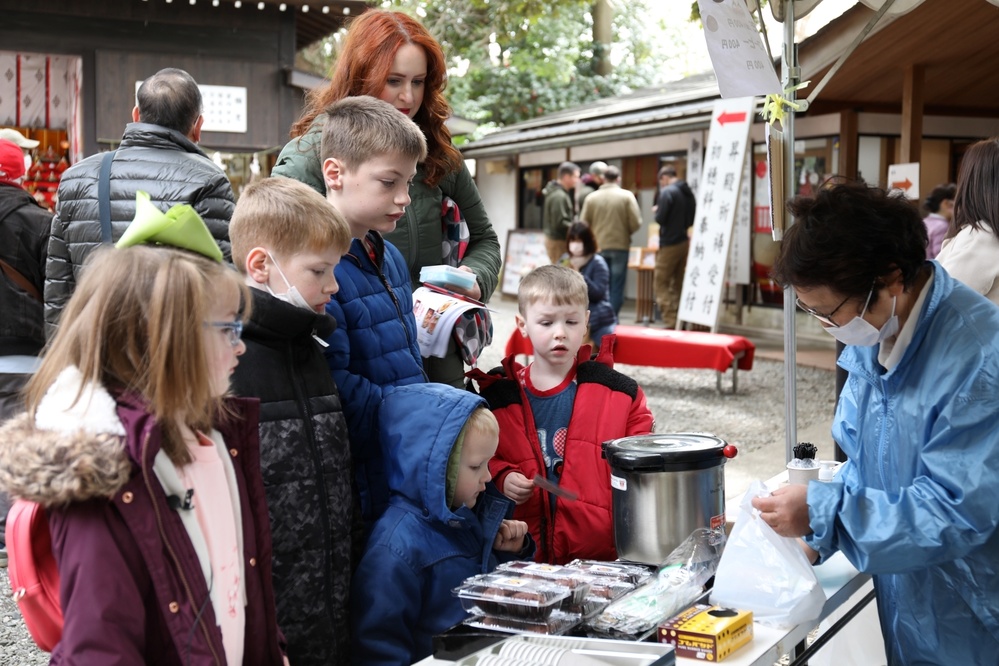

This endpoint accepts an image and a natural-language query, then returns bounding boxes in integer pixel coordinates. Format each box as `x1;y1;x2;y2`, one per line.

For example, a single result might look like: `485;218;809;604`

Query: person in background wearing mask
754;180;999;665
561;222;616;350
0;137;52;567
0;128;39;175
921;183;955;259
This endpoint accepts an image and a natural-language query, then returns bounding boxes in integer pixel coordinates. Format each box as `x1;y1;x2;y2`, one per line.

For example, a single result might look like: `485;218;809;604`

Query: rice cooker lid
603;433;727;472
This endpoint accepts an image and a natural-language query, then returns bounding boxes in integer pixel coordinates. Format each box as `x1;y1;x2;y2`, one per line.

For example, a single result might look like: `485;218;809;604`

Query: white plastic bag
709;480;826;628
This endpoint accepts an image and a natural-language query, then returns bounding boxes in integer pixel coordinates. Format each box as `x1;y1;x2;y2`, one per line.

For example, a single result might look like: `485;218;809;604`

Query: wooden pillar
900;64;924;164
838;109;859;179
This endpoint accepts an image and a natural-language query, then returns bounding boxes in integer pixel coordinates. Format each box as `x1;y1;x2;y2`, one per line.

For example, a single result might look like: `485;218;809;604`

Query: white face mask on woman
266;253;313;312
568;241;585;256
825;289;899;347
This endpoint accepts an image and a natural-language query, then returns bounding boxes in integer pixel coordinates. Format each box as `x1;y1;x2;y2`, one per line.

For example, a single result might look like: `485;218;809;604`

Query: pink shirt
177;431;245;665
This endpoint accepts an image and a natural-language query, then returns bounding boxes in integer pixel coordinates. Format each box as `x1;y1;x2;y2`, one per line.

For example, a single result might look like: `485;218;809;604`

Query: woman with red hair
273;9;500;387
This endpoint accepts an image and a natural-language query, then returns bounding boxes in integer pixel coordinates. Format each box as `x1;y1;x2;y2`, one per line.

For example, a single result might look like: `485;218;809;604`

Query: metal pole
782;0;798;463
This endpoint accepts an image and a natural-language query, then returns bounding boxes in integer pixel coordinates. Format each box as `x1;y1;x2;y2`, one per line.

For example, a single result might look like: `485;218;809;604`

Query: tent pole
782;0;798;463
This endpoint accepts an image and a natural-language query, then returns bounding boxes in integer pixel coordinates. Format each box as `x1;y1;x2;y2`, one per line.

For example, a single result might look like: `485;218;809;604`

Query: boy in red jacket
468;265;654;564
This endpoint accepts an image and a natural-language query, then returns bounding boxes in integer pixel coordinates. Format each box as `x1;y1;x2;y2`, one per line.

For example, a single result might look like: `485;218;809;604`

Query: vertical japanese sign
687;133;705;196
727;150;753;285
678;97;756;329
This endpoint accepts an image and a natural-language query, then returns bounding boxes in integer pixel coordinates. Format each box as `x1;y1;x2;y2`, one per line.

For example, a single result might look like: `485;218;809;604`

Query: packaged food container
463;609;582;636
494;562;591;606
564;559;656;586
420;264;477;291
453;573;571;620
577;576;636;601
565;595;612;619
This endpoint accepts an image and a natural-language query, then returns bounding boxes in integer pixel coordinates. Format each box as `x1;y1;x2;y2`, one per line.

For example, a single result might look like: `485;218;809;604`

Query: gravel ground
0;298;836;664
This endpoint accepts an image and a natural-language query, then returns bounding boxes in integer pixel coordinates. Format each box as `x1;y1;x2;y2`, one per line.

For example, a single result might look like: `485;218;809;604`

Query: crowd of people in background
1;6;999;666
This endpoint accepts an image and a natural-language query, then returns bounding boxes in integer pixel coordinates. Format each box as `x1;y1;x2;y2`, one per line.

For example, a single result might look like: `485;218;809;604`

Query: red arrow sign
717;111;747;126
891;178;913;190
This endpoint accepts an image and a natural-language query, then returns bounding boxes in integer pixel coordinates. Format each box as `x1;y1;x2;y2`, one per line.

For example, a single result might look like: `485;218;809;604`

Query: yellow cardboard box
658;604;753;661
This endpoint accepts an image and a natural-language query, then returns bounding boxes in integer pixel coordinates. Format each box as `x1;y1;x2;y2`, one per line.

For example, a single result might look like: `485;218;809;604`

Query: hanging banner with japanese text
698;0;781;99
727;150;753;285
678;97;756;328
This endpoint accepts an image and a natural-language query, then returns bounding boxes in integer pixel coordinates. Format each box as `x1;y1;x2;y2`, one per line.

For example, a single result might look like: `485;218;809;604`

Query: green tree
394;0;669;134
300;2;688;138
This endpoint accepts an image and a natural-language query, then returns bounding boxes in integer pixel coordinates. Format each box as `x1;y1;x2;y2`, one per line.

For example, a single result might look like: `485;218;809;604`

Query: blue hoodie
350;384;530;666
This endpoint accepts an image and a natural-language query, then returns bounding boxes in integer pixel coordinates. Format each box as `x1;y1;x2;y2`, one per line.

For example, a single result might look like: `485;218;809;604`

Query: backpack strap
0;258;42;301
98;150;116;243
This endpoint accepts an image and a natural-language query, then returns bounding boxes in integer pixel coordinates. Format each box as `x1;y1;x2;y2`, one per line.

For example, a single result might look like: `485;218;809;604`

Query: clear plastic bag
709;480;826;628
586;528;725;638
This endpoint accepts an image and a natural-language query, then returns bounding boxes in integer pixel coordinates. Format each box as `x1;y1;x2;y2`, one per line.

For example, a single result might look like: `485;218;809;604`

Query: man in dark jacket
541;161;580;264
654;165;696;328
44;67;234;337
0;138;52;564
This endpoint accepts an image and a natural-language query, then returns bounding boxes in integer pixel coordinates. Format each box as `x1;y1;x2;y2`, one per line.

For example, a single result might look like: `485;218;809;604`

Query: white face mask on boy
265;253;313;312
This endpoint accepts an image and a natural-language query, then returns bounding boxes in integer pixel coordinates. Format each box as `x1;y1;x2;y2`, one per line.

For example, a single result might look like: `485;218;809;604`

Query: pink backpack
5;499;63;651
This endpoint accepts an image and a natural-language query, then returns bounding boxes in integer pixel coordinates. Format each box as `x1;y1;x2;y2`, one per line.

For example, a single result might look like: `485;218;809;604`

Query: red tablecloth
505;325;755;373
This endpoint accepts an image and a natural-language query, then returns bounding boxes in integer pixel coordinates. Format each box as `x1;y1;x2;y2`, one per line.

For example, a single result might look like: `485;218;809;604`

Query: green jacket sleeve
271;117;326;195
443;162;501;301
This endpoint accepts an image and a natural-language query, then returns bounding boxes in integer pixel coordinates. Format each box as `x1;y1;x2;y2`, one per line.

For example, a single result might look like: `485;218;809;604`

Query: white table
418;471;875;666
414;553;871;666
679;552;872;666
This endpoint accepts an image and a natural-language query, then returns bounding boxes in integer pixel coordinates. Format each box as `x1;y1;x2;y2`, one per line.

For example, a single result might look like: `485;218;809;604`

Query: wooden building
0;0;369;167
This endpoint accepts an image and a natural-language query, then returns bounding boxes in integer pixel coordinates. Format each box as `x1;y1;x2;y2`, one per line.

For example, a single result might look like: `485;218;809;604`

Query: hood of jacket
244;286;337;342
0;366;132;507
379;383;488;525
541;180;564;197
0;182;41;219
675;179;694;199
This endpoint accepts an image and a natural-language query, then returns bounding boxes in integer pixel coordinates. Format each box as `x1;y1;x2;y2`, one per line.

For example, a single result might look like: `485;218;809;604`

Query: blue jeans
590;323;617;352
600;249;630;316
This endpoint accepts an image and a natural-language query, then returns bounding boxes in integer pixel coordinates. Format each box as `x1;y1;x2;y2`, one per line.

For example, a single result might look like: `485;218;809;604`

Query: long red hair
292;10;462;188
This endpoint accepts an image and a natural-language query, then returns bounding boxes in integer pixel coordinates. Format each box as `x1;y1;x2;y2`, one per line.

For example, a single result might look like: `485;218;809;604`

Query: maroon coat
0;369;285;665
469;339;655;564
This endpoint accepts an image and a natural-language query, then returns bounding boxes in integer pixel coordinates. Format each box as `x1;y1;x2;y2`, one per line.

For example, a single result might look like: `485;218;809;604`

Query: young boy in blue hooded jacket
350;383;533;666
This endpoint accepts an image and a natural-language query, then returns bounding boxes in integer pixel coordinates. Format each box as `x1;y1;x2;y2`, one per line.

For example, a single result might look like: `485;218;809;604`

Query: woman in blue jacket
754;180;999;665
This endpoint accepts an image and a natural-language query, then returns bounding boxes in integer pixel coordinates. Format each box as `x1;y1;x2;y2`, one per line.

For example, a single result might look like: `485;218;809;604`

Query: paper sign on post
698;0;781;98
887;162;920;200
678;97;757;329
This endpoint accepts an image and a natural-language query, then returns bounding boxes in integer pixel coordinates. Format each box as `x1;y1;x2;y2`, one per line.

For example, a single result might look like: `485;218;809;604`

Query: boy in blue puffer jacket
316;96;430;530
351;383;533;666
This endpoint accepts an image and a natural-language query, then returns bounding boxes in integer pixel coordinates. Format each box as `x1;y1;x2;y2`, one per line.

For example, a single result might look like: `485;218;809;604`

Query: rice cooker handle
608;451;665;473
